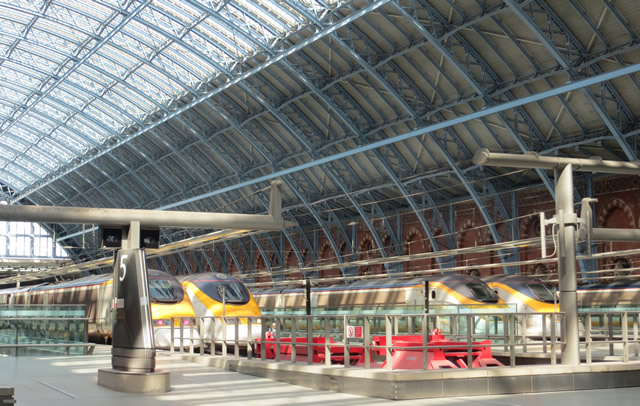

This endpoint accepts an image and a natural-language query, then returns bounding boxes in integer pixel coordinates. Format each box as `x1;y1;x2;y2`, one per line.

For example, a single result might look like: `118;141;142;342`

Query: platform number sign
119;254;128;281
346;325;363;339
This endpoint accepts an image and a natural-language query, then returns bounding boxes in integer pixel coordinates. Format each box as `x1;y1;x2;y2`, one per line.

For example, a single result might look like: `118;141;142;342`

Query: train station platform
2;345;640;405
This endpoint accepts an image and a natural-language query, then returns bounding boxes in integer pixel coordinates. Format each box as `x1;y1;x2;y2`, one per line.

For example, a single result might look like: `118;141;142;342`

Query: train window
217;281;250;304
529;284;556;303
466;283;499;302
148;278;183;303
195;279;250;304
430;290;436;300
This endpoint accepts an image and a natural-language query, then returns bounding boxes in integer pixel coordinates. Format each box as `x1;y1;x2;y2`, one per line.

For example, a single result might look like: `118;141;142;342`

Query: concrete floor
1;345;640;405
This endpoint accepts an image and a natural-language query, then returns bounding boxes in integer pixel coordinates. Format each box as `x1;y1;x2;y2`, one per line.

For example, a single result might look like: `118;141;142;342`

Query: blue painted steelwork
8;0;391;202
505;0;637;161
504;0;637;279
2;0;639;285
156;64;640;208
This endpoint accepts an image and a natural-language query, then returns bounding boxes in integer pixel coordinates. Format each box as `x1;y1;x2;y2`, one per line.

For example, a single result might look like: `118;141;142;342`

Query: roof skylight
0;0;337;196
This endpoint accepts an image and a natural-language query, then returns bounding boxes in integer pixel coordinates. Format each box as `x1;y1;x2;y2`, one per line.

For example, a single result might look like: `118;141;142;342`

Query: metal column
555;164;580;365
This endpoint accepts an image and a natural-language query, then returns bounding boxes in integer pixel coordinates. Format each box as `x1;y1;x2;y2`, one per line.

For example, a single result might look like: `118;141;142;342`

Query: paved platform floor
1;345;640;405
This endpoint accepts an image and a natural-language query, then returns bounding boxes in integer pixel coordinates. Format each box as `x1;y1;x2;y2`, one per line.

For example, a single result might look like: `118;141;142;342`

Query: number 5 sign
346;325;363;338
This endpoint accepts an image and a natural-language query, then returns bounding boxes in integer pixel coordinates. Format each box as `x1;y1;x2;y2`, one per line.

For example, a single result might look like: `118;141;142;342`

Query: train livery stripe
492;283;558;313
151;299;196;325
182;281;261;319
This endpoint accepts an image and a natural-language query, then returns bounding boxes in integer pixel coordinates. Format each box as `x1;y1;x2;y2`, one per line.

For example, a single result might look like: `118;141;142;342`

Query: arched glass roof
0;0;340;192
0;0;639;284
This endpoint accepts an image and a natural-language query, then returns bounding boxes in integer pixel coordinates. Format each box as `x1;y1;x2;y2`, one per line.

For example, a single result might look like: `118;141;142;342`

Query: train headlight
153;319;170;327
171;318;196;327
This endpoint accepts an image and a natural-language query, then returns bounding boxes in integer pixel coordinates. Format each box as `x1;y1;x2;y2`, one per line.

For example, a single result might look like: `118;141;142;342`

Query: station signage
346;325;363;339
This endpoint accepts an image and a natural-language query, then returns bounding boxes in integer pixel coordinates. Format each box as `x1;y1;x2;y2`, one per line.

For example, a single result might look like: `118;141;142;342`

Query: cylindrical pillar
305;279;311;316
555;164;580;365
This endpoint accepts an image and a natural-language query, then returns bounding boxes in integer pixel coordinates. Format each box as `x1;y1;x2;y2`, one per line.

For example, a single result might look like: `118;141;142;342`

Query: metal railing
168;312;573;369
581;311;640;363
0;316;93;356
169;310;640;370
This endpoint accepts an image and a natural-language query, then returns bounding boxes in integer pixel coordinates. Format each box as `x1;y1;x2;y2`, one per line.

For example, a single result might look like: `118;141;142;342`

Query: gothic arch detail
597;198;634;228
457;219;487;247
404;226;425;254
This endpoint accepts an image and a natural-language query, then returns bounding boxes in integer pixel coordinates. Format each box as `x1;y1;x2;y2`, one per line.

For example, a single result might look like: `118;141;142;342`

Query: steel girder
0;0;153;191
3;0;636;280
254;7;457;270
10;0;391;203
505;0;637;161
504;0;637;277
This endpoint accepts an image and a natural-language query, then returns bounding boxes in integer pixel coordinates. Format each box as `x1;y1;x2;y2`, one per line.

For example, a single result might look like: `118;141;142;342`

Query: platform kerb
97;368;170;394
180;354;640;400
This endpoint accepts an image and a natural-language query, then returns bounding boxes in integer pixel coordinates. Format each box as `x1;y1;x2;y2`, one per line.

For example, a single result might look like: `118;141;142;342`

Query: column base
98;368;170;394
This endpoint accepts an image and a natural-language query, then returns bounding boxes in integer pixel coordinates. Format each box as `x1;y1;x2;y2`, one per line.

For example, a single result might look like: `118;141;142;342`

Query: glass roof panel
11;126;38;145
162;45;209;84
12;48;60;76
8;162;37;184
101;90;147;118
1;135;27;154
65;117;106;144
0;6;31;29
85;103;127;129
46;128;84;155
0;85;26;106
0;148;15;161
49;87;87;111
20;115;55;136
24;149;56;172
0;105;13;119
35;99;68;123
0;172;25;191
40;136;75;162
68;68;109;95
0;0;333;193
110;31;152;61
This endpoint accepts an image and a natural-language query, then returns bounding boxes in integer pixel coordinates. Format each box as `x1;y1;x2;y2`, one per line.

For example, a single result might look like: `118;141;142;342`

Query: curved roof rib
0;0;638;281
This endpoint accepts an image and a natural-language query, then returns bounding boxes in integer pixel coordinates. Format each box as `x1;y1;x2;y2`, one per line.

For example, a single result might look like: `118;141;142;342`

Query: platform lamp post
0;180;293;392
473;149;640;365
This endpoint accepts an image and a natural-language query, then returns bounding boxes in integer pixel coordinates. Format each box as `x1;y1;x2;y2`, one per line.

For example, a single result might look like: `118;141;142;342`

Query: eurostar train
577;280;640;330
483;275;564;337
0;269;200;349
252;274;505;315
577;279;640;310
251;274;511;336
177;272;262;346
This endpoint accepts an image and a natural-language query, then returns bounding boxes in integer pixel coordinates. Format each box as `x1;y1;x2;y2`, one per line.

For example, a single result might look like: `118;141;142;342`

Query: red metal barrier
255;336;363;365
370;334;504;370
255;333;503;370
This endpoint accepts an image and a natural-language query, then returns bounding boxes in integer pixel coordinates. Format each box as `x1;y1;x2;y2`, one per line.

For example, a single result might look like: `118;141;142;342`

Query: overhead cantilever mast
0;180;293;231
474;149;640;367
0;180;292;388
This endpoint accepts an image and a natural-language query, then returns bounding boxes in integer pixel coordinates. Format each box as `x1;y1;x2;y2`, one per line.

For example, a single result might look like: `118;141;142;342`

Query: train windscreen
195;279;251;305
149;277;185;303
467;283;499;302
529;283;556;303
